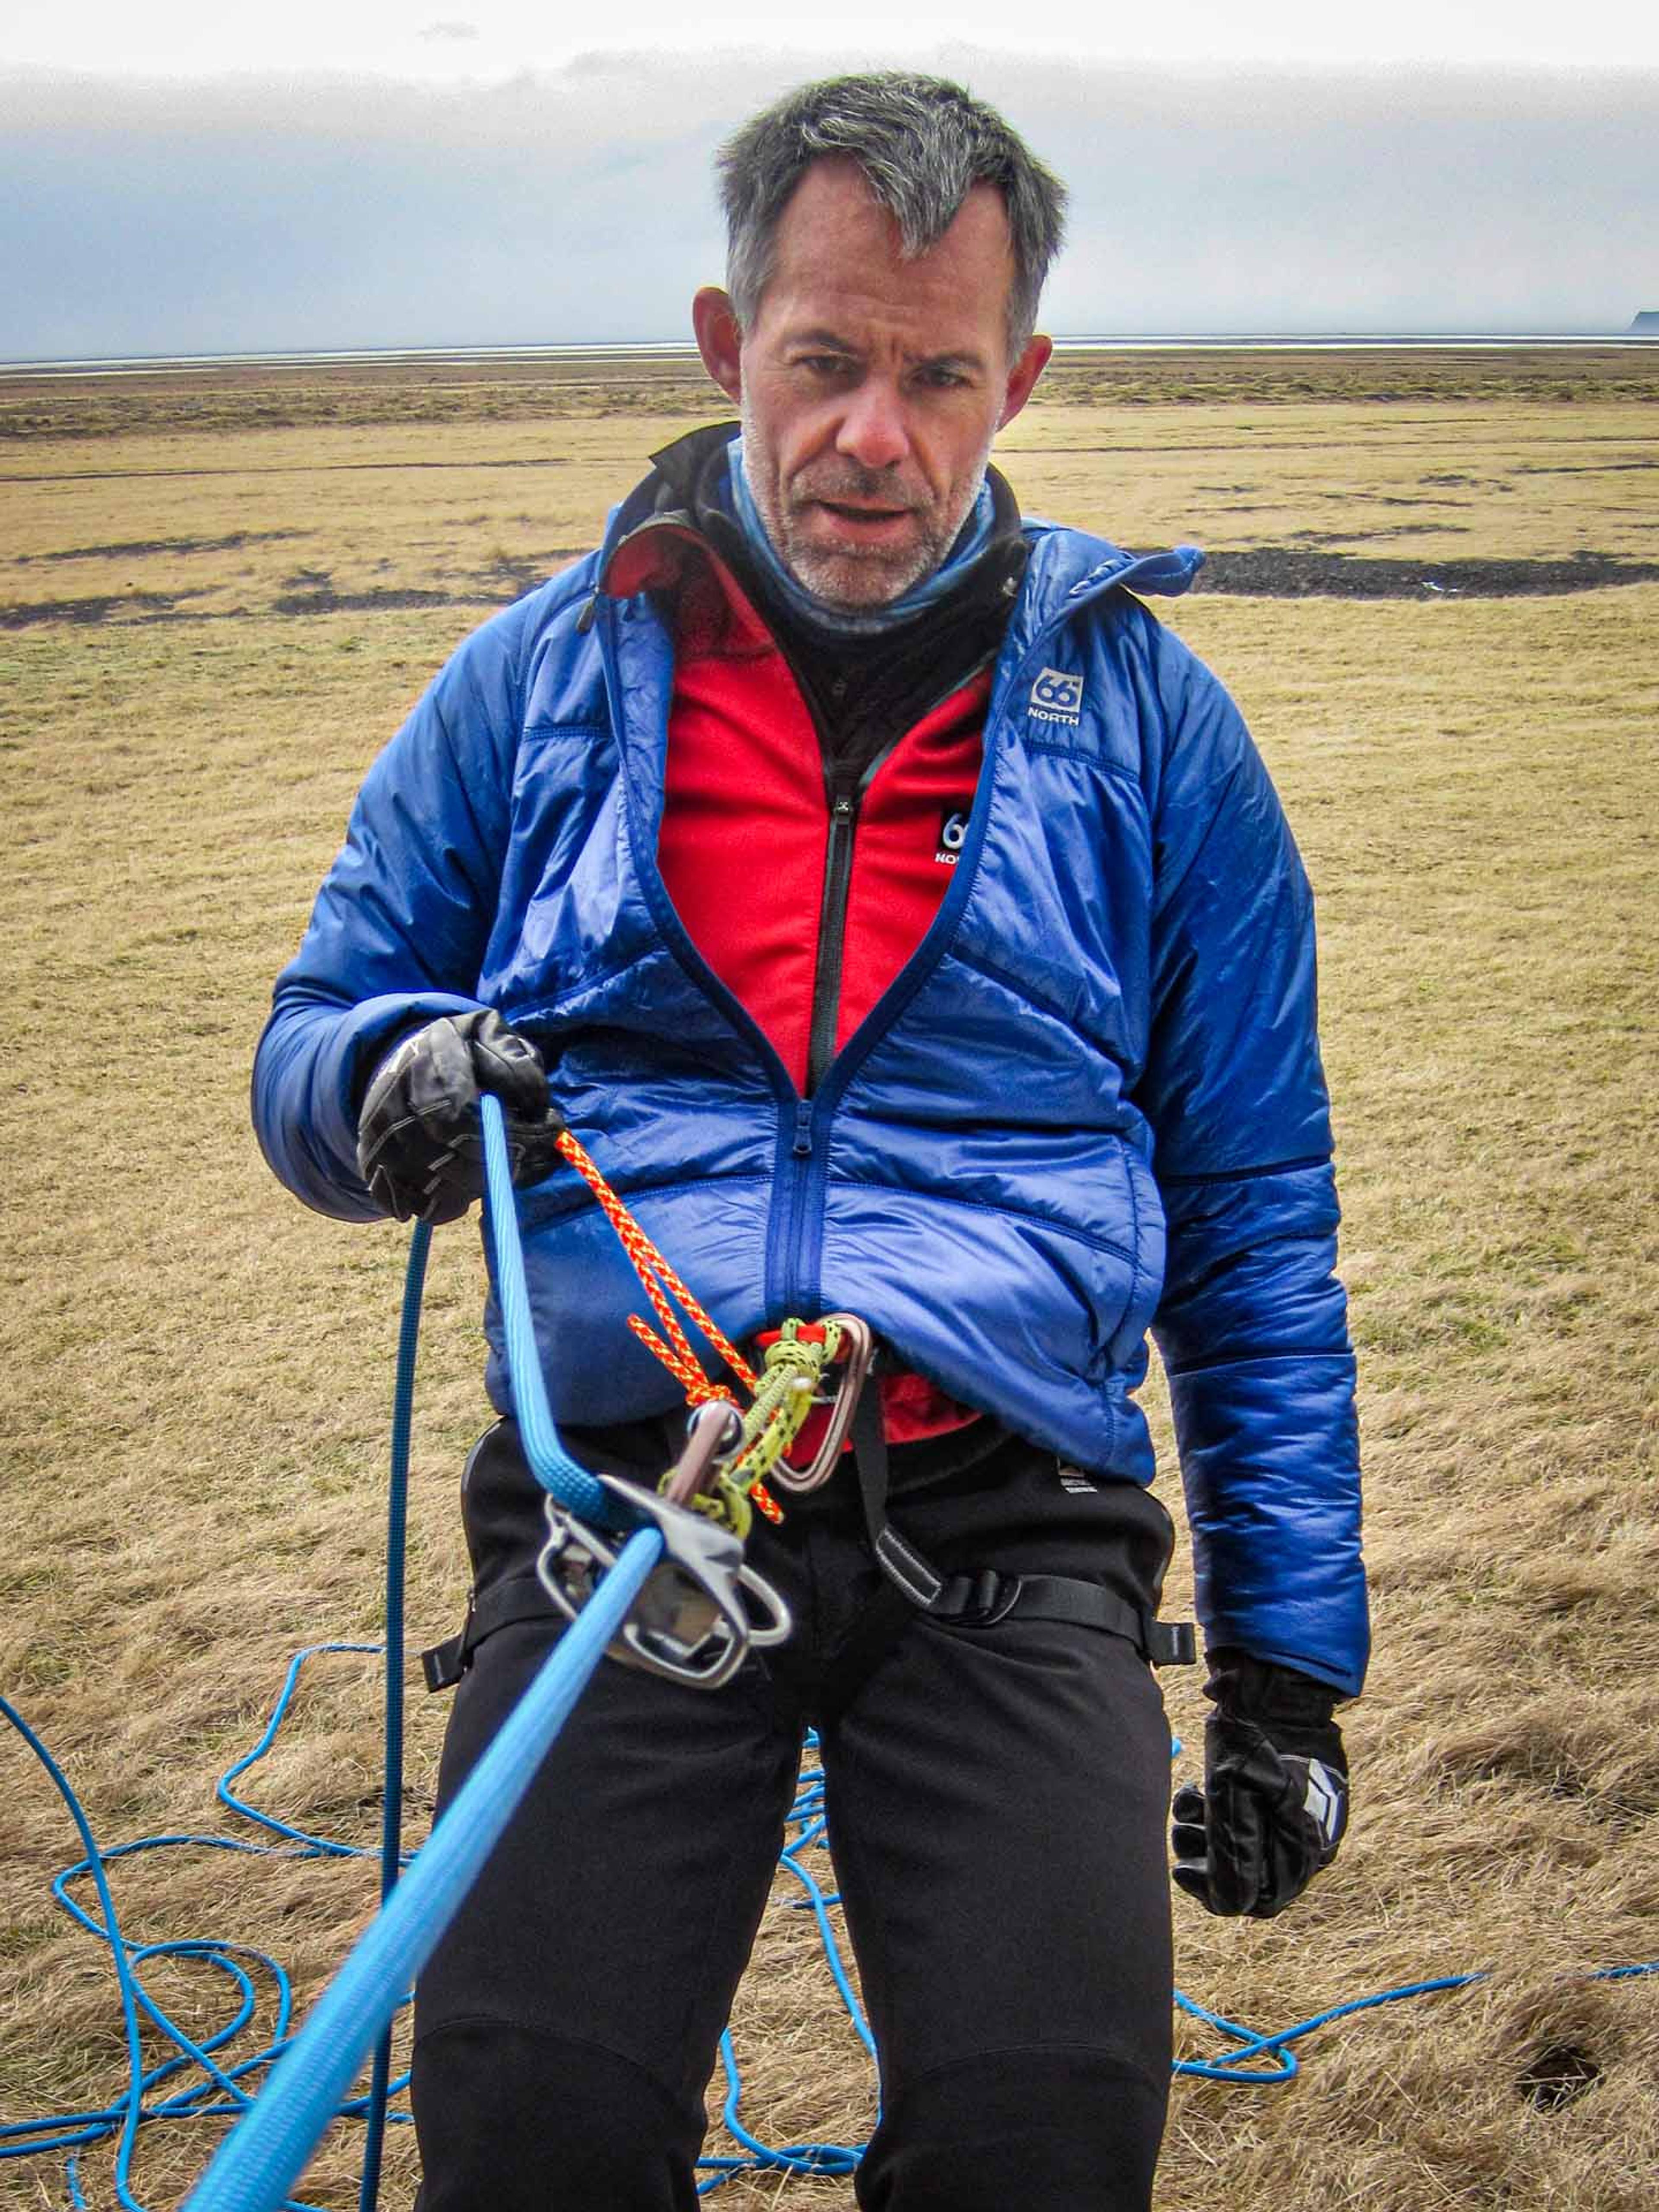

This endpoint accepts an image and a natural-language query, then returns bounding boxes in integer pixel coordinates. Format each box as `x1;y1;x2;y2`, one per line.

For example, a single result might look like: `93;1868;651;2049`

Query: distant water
2;333;1656;379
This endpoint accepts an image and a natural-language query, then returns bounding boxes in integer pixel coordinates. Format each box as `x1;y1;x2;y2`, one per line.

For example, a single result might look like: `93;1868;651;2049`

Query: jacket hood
1019;518;1204;607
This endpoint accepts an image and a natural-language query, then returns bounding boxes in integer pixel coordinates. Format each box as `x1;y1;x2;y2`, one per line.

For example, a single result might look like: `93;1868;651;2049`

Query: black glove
356;1011;565;1224
1171;1648;1349;1919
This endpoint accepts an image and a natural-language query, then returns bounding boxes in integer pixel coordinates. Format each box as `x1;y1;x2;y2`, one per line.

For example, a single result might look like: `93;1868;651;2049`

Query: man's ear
998;334;1053;429
693;287;744;403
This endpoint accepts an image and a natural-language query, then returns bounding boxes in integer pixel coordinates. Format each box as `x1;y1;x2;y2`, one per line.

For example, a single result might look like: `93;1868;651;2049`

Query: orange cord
553;1128;782;1522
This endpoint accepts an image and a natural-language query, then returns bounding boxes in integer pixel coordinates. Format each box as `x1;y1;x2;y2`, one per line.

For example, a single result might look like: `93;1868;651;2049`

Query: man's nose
834;379;911;472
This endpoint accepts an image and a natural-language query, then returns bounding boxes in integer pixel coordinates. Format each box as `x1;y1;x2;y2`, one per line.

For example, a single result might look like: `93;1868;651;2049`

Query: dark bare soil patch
0;590;207;628
17;531;302;563
1518;2043;1604;2111
1285;524;1473;546
1514;458;1659;476
269;586;466;616
9;542;1659;630
1192;548;1659;598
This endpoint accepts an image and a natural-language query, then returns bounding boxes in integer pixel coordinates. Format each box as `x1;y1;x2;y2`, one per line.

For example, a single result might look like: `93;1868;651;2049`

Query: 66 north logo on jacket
1029;667;1084;727
935;807;970;865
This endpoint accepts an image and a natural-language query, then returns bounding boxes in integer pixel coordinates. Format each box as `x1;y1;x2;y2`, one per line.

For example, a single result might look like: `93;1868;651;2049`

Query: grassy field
2;345;1656;2209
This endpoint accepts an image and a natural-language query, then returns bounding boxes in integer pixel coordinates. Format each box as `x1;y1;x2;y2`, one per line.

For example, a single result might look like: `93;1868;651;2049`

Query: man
254;71;1366;2212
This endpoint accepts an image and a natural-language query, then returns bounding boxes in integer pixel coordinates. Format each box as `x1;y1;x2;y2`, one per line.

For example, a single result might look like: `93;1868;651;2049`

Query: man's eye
798;355;852;378
917;365;969;391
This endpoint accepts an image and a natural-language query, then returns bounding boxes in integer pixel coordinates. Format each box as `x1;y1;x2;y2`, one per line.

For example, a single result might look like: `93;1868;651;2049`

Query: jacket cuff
1173;1351;1369;1698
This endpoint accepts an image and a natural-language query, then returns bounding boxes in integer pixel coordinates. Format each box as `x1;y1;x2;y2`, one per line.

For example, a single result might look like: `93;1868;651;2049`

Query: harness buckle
767;1312;877;1496
935;1568;1024;1628
536;1473;791;1691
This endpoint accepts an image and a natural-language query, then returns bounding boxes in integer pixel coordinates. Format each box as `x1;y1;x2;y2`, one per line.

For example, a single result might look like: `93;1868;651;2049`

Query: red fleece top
642;536;989;1443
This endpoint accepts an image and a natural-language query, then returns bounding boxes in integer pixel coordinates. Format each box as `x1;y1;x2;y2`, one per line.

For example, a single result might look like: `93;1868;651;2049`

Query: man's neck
682;426;1029;779
726;435;1000;642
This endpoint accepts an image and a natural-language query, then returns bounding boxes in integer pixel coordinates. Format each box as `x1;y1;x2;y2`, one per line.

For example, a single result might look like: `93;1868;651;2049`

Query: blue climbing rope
479;1094;615;1519
180;1094;656;2212
17;1646;1652;2205
356;1212;428;2212
0;1696;149;2208
179;1527;661;2212
699;1745;871;2192
3;1641;410;2212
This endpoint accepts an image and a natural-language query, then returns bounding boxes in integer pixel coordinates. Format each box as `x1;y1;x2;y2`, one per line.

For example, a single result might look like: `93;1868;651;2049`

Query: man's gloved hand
1171;1648;1349;1919
356;1011;565;1224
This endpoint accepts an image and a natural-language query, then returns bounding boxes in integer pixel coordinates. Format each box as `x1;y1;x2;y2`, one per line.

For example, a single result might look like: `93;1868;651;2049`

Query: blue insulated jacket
253;466;1369;1695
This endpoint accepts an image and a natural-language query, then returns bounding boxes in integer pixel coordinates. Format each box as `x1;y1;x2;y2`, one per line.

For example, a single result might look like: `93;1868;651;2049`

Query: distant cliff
1630;311;1659;333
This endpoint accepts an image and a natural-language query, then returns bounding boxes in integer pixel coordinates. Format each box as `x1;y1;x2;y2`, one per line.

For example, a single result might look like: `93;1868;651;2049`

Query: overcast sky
5;5;1658;359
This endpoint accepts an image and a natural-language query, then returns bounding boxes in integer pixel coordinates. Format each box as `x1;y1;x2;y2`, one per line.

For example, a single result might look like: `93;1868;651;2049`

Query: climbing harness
528;1123;1194;1689
423;1121;1195;1715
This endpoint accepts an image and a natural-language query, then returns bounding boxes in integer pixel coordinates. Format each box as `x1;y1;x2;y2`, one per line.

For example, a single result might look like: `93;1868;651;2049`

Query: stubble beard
740;396;992;612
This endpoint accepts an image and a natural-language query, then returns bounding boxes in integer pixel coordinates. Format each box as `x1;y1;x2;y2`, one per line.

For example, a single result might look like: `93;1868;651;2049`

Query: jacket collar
597;421;1204;626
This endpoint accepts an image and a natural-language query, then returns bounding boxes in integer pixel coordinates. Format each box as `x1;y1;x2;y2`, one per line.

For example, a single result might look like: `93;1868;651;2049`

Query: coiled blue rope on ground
11;1662;1657;2206
699;1749;873;2193
3;1643;411;2212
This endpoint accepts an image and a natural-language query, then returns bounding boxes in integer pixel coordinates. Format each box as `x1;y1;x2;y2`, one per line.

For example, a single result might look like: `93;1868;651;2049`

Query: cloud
2;51;1656;356
421;22;481;41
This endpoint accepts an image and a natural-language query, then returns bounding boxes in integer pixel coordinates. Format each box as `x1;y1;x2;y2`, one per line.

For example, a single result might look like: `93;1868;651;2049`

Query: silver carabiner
766;1313;877;1496
536;1473;791;1691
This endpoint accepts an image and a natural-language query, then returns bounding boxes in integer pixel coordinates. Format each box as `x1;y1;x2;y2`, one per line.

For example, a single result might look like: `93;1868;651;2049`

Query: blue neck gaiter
725;436;996;637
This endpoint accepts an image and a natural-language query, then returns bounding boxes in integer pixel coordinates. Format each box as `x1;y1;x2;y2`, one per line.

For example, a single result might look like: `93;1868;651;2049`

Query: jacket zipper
800;652;1000;1099
805;773;861;1093
776;1099;815;1315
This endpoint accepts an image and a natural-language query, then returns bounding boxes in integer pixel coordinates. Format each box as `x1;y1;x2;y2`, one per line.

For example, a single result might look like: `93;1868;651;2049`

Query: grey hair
715;71;1067;358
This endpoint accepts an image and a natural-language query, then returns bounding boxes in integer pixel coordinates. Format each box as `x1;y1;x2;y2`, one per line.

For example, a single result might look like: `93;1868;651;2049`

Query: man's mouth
810;497;917;537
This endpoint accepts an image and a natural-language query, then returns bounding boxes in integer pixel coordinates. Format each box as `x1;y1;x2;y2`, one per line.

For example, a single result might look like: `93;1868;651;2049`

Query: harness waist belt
855;1382;1195;1671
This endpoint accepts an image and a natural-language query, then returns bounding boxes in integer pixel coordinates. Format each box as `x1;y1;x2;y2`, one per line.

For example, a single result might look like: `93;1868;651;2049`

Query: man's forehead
775;157;1011;257
759;161;1015;339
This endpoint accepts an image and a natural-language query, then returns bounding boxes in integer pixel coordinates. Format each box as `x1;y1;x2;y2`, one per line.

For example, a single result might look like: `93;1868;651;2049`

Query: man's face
694;158;1051;609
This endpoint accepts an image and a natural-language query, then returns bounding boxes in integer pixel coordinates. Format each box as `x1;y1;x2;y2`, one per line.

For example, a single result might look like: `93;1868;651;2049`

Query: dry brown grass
2;345;1656;2209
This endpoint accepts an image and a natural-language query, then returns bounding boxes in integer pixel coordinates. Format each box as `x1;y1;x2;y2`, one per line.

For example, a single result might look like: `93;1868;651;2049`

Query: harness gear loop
536;1473;791;1691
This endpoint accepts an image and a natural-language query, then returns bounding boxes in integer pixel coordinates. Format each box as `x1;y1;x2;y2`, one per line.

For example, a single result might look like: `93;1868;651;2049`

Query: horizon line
6;328;1658;378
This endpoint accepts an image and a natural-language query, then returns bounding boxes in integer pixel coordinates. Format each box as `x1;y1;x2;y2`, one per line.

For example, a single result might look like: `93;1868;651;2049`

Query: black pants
411;1420;1176;2211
